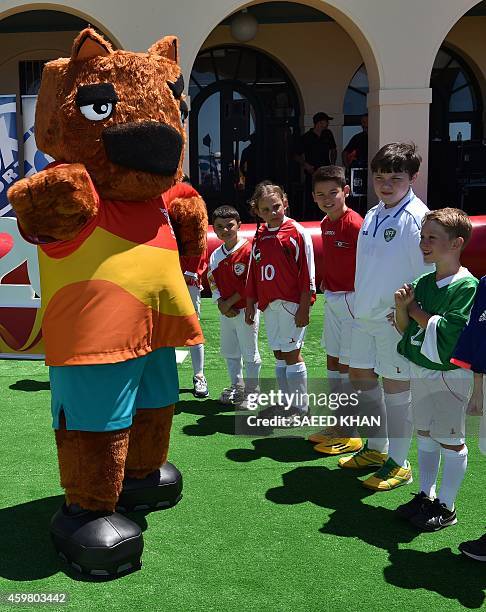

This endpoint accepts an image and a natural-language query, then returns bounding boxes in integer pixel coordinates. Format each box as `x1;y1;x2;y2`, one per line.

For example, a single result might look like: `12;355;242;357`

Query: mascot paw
50;504;143;578
7;163;98;241
117;462;182;512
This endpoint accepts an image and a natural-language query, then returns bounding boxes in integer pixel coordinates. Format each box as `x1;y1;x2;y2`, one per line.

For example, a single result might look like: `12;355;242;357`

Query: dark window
343;64;368;149
19;60;48;95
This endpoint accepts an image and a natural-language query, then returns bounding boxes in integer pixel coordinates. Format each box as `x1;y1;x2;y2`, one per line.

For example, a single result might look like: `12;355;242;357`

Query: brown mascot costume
7;28;207;577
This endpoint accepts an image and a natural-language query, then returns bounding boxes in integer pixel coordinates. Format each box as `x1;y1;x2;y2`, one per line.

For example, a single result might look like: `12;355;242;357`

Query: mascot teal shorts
50;347;179;432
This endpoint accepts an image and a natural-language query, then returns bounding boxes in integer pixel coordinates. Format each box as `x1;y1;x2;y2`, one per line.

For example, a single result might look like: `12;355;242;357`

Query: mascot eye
79;102;114;121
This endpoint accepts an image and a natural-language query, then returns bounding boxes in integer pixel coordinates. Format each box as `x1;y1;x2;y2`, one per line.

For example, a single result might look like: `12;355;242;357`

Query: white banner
21;95;54;178
0;95;19;217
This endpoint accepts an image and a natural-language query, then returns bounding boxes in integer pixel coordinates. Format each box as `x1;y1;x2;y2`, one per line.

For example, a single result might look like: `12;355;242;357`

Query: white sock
275;359;288;396
244;360;261;394
360;385;388;453
226;357;243;388
438;445;468;511
339;373;358;437
417;435;441;498
286;362;308;413
385;391;413;467
190;344;204;377
327;369;341;394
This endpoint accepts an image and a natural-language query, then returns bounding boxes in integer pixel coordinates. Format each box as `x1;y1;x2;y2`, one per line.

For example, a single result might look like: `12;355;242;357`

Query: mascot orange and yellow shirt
33;178;204;366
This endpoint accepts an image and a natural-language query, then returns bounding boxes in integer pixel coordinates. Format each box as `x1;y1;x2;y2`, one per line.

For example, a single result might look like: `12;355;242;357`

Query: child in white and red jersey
309;165;364;454
246;181;315;416
208;205;261;405
164;181;210;399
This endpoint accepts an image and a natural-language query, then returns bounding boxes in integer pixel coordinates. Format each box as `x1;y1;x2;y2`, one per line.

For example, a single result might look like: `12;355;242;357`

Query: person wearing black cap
294;112;337;218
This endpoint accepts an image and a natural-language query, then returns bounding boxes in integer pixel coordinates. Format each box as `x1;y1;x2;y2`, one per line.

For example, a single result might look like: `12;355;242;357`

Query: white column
367;88;433;205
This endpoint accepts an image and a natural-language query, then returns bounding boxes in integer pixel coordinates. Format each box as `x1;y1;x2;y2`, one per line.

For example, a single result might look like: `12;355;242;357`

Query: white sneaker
236;389;260;410
219;386;236;403
219;385;245;404
232;386;246;404
193;375;209;398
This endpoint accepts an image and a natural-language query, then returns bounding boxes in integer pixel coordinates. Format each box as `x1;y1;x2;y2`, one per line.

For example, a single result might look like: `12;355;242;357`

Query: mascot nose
102;121;183;175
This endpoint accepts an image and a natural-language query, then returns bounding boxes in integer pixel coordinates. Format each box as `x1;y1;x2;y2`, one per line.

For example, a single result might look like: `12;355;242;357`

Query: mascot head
35;28;187;200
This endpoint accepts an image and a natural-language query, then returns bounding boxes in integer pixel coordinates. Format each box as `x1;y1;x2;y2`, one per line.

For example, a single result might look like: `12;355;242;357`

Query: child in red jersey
208;205;261;405
165;181;210;399
180;249;209;397
246;181;315;416
309;165;364;454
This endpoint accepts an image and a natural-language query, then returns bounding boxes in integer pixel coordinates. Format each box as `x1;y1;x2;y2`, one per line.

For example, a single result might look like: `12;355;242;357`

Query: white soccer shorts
220;309;260;362
410;362;472;445
349;317;411;380
263;299;306;353
321;291;355;365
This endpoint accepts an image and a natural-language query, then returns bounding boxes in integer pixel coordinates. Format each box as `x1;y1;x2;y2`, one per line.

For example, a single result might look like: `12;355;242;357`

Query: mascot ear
71;28;113;61
148;36;179;64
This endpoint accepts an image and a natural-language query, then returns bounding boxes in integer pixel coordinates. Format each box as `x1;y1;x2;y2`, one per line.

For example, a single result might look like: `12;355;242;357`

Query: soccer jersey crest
234;262;246;276
384;228;396;242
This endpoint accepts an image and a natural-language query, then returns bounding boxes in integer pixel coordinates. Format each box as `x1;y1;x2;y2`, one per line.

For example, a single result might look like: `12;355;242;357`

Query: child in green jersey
393;208;477;531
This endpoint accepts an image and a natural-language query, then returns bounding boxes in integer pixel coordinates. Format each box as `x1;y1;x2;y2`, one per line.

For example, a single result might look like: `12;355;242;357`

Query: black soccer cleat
117;462;183;512
459;533;486;562
395;491;433;520
51;504;143;577
409;498;457;532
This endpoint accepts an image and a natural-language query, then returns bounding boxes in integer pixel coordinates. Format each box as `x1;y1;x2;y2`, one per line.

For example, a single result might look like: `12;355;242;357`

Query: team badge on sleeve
384;228;396;242
234;263;246;276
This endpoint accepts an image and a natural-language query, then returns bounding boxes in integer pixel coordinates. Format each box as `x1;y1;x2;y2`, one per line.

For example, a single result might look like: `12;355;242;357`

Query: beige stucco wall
0;0;482;201
0;31;77;95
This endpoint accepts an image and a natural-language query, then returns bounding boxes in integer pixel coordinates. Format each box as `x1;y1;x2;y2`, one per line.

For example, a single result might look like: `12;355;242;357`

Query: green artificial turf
0;296;485;611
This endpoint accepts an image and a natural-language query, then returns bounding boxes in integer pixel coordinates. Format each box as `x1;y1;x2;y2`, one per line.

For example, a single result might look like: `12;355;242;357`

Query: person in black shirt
295;112;337;218
342;113;368;168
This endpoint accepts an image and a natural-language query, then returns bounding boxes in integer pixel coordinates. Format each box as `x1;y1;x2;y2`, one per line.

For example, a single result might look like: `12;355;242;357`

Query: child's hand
245;305;256;325
295;305;310;328
225;308;239;318
394;284;415;308
218;299;230;315
467;392;483;416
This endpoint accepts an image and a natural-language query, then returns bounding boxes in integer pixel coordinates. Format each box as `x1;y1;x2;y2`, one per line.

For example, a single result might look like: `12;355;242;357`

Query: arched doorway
189;45;300;218
428;46;483;211
343;64;368;147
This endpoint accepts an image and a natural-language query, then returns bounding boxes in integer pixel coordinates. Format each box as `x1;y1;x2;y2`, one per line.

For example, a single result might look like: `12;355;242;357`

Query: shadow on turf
385;547;486;609
9;379;50;392
266;465;486;608
227;436;326;463
177;399;252;437
0;496;162;583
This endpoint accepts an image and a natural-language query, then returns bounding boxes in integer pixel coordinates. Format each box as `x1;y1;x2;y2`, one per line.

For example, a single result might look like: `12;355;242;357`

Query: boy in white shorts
339;143;433;490
246;181;315;417
180;251;209;398
208;205;261;404
307;166;363;454
393;208;477;530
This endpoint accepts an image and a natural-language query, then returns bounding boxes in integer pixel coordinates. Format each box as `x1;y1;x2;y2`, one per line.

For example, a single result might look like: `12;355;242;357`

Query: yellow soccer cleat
337;441;387;469
362;458;413;491
314;437;363;456
307;428;338;444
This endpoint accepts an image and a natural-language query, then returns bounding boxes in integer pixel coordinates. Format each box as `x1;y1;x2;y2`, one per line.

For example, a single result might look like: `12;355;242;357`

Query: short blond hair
422;208;472;249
